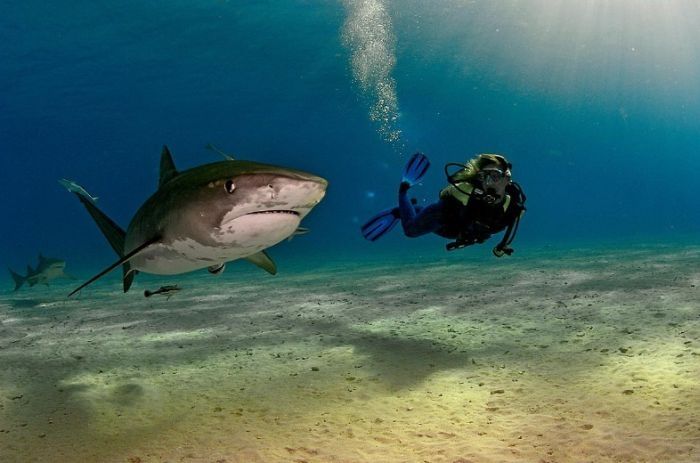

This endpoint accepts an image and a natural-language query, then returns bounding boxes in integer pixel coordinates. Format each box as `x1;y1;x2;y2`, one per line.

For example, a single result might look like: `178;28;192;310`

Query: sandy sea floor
0;245;699;463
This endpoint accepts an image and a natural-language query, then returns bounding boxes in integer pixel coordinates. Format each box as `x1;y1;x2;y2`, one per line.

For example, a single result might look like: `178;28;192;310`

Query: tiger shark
8;254;74;291
64;146;328;296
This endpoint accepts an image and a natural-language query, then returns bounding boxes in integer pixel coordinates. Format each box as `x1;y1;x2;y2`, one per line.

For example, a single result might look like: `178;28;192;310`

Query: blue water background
2;0;699;280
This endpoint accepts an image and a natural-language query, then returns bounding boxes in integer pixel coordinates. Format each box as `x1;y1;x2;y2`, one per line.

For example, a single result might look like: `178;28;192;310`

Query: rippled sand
1;245;698;462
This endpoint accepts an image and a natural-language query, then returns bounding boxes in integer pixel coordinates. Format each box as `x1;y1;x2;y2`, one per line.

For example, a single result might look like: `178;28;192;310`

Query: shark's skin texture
126;161;327;274
65;147;328;294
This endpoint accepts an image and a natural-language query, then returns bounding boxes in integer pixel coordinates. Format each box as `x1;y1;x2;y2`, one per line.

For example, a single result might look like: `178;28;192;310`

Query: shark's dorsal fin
68;236;161;297
244;250;277;275
159;145;179;188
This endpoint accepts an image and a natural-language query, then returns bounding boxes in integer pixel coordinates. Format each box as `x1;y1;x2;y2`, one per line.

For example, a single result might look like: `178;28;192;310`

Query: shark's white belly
130;213;300;275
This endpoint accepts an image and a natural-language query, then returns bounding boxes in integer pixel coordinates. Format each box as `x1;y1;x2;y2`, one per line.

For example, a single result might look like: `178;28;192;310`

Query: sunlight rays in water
441;0;700;112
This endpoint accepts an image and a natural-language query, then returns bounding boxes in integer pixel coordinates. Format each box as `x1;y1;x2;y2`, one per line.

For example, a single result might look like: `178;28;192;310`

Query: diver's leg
398;185;444;237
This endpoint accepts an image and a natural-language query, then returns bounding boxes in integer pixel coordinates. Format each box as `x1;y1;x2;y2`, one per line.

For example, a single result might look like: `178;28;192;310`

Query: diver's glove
492;245;514;257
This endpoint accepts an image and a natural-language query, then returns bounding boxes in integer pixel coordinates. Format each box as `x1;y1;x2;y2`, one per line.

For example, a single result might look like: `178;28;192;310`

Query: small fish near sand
144;285;181;299
8;254;75;291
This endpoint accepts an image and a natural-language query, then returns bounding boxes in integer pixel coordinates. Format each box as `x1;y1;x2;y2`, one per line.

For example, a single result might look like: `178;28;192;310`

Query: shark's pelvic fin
123;266;138;293
245;250;277;275
159;145;179;188
68;236;161;297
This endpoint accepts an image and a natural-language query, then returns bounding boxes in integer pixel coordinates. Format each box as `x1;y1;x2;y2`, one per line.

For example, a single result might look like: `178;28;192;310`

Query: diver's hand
493;246;513;257
399;181;411;193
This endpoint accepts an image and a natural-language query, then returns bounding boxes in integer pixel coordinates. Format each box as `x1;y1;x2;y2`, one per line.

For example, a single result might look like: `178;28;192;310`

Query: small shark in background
58;179;99;203
8;254;75;291
63;145;328;296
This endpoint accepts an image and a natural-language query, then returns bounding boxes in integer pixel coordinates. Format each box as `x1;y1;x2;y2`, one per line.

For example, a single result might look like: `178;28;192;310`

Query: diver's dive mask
477;168;507;185
444;163;510;204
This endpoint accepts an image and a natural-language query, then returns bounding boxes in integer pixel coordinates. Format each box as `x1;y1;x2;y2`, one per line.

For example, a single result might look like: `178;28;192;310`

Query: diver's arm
493;205;524;257
398;185;444;237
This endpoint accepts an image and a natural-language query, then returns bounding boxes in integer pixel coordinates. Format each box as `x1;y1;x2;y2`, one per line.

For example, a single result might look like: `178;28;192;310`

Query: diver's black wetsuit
398;183;525;246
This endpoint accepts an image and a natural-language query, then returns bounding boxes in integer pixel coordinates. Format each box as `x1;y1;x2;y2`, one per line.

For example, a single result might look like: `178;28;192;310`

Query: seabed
1;245;698;462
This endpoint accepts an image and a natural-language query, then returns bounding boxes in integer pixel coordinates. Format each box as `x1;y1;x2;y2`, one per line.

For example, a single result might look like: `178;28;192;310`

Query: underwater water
1;1;699;462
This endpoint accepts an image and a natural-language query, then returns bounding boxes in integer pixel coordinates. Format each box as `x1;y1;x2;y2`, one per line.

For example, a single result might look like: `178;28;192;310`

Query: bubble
342;0;403;148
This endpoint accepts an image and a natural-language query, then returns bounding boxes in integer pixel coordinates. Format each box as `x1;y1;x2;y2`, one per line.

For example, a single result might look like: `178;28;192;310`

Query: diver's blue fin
361;207;400;241
401;152;430;186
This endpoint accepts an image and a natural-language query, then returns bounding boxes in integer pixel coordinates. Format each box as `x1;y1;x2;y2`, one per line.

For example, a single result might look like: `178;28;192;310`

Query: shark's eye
225;180;236;194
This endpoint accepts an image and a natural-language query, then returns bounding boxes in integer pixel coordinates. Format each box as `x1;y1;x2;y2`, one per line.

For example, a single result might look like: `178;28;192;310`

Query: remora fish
66;145;327;296
144;285;180;298
205;143;235;160
58;179;99;203
8;254;74;291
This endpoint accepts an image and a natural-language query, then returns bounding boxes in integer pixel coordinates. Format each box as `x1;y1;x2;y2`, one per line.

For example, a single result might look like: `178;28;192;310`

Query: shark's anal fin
159;146;179;188
244;250;277;275
68;236;161;297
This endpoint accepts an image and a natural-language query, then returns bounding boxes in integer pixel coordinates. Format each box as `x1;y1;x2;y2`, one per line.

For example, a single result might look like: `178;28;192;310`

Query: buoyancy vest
438;181;526;247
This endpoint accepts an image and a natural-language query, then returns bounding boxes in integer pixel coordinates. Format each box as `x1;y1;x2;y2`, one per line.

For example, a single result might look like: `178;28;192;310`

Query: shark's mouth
245;210;300;216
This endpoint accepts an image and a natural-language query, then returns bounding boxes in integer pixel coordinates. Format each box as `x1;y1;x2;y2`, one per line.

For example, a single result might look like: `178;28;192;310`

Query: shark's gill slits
342;0;402;147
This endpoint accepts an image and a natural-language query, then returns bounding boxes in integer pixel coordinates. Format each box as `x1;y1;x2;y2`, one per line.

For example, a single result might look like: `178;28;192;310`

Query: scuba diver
361;152;526;256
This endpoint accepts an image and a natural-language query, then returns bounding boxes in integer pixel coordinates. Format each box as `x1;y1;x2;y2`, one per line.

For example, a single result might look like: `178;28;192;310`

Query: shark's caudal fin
8;268;25;291
71;192;142;293
68;236;160;297
73;193;126;257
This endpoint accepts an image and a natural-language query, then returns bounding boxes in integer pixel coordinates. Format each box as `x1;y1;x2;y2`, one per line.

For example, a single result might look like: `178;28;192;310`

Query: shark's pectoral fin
208;263;225;275
245;250;277;275
68;236;161;297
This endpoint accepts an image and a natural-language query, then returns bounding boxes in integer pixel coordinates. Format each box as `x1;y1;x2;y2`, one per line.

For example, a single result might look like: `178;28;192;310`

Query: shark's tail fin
71;192;138;292
73;193;125;256
8;268;25;291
